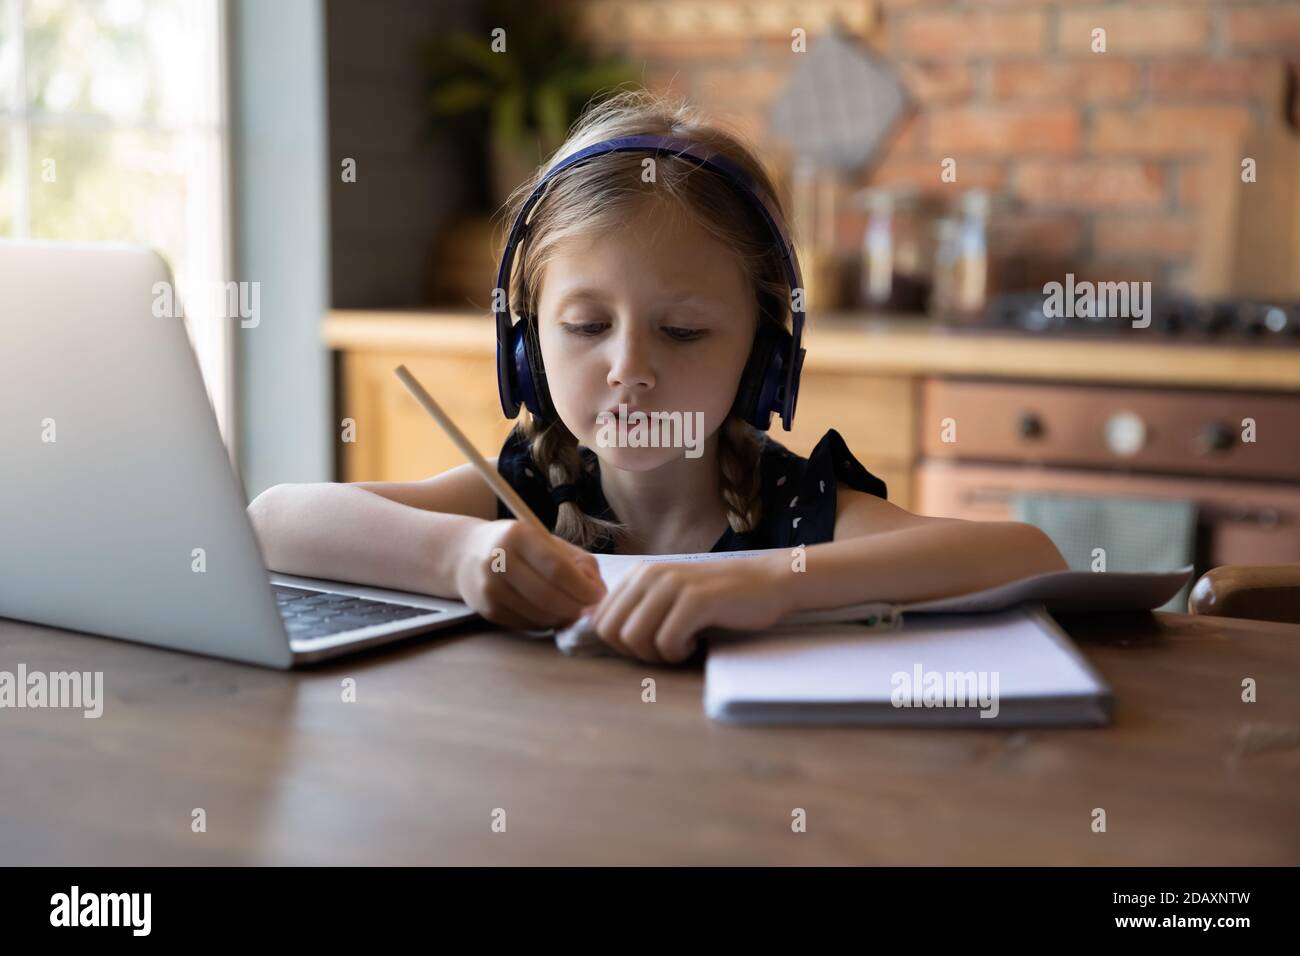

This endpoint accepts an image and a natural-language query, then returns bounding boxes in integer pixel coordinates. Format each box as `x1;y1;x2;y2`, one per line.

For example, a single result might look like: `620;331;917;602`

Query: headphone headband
494;133;806;430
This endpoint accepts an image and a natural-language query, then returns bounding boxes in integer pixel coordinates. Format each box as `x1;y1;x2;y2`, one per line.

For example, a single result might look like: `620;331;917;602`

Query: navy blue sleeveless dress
494;426;887;554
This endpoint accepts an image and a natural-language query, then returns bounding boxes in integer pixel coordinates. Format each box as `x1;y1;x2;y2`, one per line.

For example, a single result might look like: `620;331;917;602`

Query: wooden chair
1188;564;1300;625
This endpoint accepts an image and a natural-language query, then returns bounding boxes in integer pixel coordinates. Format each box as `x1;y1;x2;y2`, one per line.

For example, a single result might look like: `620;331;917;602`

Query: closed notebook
704;604;1113;728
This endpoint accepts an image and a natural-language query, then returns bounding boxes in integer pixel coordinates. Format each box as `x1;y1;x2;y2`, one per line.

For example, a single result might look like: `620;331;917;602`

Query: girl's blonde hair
495;87;794;551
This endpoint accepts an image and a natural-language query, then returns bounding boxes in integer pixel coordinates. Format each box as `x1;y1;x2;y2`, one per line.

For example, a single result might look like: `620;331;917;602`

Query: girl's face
535;200;758;470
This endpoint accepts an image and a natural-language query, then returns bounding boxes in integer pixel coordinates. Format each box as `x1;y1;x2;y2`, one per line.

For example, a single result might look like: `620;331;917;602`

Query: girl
248;90;1066;666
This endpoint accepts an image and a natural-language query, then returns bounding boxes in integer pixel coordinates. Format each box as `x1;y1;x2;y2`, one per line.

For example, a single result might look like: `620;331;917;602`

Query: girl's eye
563;322;609;336
561;322;705;342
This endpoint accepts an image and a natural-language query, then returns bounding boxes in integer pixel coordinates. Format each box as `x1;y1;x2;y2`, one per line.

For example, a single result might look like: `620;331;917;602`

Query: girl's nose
606;328;656;390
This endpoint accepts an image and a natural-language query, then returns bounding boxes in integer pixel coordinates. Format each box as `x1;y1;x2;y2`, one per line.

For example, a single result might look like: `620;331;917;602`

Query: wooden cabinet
325;310;1300;521
778;371;916;508
334;342;918;508
337;350;515;483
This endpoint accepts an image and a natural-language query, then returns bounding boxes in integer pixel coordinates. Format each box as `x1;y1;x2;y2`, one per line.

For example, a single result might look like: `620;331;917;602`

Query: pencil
392;364;552;537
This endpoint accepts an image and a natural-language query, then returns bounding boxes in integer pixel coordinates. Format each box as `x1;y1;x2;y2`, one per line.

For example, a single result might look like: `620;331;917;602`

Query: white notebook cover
704;605;1113;728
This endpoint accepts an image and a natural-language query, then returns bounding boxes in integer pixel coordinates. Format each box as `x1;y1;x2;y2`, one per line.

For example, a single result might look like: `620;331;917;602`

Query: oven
916;378;1300;571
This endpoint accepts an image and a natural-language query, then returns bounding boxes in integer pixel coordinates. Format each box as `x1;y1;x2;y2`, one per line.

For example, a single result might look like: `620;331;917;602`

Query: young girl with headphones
249;90;1066;665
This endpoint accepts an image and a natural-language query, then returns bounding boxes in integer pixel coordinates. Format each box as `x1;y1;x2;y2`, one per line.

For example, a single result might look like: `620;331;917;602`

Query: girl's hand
586;558;793;665
455;520;606;631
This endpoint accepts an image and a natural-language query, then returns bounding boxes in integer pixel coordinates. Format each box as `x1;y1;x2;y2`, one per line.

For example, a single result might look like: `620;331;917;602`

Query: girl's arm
245;479;486;598
246;462;605;626
772;484;1068;613
586;484;1068;664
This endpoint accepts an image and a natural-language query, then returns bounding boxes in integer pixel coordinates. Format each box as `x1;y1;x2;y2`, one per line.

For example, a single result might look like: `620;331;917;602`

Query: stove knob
1200;421;1236;454
1104;410;1147;457
1262;305;1291;335
1017;411;1045;440
1205;305;1234;336
1242;307;1269;337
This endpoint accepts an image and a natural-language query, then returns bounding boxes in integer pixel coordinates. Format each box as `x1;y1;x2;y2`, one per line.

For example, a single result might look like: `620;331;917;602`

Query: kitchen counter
323;308;1300;392
323;307;1300;529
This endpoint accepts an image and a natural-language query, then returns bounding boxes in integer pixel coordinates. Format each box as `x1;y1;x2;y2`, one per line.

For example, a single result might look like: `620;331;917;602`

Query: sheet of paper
547;552;1192;659
553;548;899;655
589;556;1190;618
590;547;788;590
554;549;799;656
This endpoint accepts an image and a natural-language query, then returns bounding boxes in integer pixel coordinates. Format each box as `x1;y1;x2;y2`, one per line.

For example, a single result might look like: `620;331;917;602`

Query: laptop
0;239;480;668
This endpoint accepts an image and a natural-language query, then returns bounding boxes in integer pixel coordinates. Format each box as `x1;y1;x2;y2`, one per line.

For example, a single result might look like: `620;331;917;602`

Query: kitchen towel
1012;492;1197;613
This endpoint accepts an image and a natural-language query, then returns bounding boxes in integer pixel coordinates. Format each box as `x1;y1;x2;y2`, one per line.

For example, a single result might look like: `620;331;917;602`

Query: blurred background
3;0;1298;607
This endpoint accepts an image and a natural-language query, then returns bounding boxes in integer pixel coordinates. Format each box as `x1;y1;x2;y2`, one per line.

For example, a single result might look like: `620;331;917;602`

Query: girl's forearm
771;520;1068;613
246;482;484;598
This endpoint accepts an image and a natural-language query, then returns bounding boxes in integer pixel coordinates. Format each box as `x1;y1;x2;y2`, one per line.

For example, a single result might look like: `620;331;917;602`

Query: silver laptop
0;239;479;668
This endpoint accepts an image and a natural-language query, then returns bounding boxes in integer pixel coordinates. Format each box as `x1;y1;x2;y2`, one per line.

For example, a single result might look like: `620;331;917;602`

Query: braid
519;410;627;551
517;413;764;550
717;415;765;533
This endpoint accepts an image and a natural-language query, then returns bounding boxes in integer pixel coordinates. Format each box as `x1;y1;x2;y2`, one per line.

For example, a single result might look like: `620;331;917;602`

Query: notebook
704;604;1113;727
550;548;1192;657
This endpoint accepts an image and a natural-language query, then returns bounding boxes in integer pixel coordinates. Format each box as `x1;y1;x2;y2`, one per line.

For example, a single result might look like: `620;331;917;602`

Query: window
0;0;233;450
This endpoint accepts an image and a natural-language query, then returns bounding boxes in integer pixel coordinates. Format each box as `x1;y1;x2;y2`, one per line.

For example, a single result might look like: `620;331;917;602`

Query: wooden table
2;611;1297;865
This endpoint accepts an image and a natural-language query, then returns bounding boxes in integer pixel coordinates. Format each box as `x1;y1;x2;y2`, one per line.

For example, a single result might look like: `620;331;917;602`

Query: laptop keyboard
274;585;442;640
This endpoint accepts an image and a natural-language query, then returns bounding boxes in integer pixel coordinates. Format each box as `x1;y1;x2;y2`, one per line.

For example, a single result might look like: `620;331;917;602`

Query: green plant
421;0;638;159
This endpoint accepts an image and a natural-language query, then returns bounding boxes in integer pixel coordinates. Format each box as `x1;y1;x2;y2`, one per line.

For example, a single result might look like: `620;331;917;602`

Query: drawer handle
1199;421;1236;455
1214;505;1282;528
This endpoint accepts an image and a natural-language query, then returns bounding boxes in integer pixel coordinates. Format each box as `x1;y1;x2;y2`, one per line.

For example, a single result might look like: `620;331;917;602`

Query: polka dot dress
494;426;888;554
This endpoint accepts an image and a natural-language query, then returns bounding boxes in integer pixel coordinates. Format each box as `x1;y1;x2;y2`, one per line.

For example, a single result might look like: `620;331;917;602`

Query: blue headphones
493;133;806;432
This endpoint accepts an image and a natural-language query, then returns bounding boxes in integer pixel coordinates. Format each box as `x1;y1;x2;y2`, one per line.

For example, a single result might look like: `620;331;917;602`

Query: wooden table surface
2;611;1297;865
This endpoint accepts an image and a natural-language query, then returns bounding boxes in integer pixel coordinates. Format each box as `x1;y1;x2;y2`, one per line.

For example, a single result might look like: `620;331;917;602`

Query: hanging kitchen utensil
769;21;914;310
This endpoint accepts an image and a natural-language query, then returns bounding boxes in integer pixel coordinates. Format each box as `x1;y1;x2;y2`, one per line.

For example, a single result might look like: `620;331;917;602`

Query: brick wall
573;0;1300;293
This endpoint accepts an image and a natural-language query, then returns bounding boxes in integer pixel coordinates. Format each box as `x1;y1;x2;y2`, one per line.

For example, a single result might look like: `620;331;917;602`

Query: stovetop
949;292;1300;344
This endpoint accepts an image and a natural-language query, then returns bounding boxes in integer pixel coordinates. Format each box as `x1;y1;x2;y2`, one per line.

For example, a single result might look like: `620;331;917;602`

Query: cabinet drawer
921;378;1300;481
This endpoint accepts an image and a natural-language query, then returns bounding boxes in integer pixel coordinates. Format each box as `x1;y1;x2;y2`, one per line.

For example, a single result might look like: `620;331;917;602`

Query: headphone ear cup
731;322;784;429
521;314;558;423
